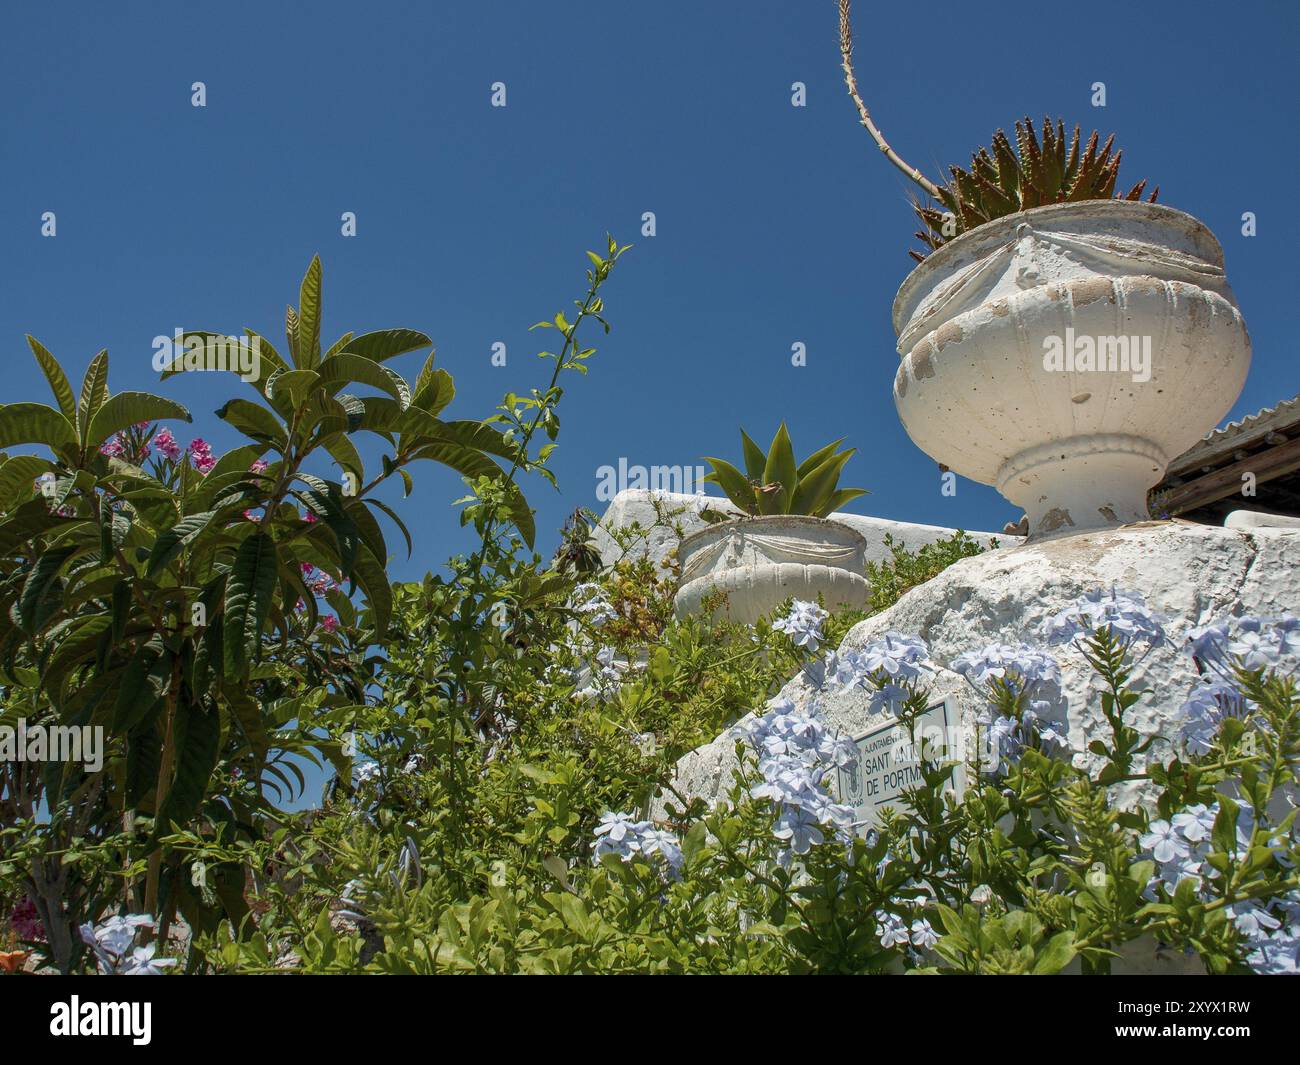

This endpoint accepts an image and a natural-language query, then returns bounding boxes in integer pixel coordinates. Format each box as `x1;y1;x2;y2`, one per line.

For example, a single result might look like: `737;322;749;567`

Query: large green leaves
0;402;77;452
87;392;191;448
223;532;279;677
296;255;323;369
27;336;76;420
344;328;432;363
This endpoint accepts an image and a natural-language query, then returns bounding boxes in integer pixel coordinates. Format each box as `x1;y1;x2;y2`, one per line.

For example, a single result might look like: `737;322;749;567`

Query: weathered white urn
892;201;1251;538
673;515;870;624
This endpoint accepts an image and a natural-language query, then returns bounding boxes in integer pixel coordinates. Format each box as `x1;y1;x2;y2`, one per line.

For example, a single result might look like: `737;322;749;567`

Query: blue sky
3;0;1298;583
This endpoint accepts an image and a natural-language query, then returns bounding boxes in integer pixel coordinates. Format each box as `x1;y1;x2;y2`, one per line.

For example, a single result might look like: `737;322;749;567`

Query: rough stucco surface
656;520;1300;817
594;489;1013;572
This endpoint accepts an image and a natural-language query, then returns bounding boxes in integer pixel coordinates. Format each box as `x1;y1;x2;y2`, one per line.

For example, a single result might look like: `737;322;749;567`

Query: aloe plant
838;0;1157;261
702;424;868;519
911;117;1156;261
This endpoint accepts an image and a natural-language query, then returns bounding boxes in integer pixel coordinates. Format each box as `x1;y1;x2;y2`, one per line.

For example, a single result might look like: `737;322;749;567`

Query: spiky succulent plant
702;424;868;520
910;117;1158;261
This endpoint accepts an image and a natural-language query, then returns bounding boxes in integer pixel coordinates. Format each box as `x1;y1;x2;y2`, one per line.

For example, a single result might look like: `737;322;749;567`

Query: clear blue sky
3;0;1298;582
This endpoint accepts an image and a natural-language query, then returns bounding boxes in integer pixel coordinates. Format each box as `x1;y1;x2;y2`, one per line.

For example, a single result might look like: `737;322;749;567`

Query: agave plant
702;424;868;519
838;0;1157;260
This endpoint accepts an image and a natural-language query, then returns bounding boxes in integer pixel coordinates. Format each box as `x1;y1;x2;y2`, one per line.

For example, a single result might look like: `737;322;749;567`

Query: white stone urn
891;201;1251;538
673;515;870;623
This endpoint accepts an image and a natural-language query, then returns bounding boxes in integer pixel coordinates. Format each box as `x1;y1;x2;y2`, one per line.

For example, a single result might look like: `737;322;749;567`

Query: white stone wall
593;489;1016;572
658;520;1299;817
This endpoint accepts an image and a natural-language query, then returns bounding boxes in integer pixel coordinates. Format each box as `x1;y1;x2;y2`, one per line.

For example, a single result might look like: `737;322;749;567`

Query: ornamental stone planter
672;515;870;624
891;201;1251;539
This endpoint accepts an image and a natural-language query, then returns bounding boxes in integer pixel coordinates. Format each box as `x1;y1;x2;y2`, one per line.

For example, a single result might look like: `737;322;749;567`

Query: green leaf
761;423;798;515
77;350;110;440
1032;931;1077;973
0;455;56;508
740;429;768;481
146;511;220;575
268;369;322;410
155;697;222;834
790;449;855;516
27;336;77;421
87;393;192;448
297;255;323;369
319;353;411;409
343;329;433;363
214;399;288;452
111;652;170;732
349;542;392;635
19;545;77;633
222;532;279;677
702;457;755;515
412;368;455;417
795;438;845;480
0;403;78;453
816;487;869;517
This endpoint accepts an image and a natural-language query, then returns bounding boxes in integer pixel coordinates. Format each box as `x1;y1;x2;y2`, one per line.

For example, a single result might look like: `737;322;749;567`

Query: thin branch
838;0;944;201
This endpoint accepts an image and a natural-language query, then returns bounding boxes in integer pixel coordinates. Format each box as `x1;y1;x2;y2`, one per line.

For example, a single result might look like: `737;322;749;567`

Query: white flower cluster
572;582;619;629
1176;614;1299;755
825;632;932;716
772;599;829;653
79;914;176;976
874;909;937;951
1140;804;1300;974
1042;587;1167;650
951;642;1060;692
953;642;1069;772
732;696;858;863
591;812;683;875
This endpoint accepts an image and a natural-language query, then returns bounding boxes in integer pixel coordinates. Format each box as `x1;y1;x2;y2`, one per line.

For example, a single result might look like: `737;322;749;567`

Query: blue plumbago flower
734;698;857;858
1042;587;1167;650
875;910;910;949
772;599;829;653
354;761;381;787
1171;803;1216;845
592;813;683;875
910;917;939;950
637;828;684;873
827;633;931;717
592;812;646;861
572;583;619;628
1184;614;1298;676
1229;898;1300;976
773;805;826;855
1176;615;1298;755
952;642;1061;694
79;915;176;975
1184;621;1230;667
1139;819;1191;865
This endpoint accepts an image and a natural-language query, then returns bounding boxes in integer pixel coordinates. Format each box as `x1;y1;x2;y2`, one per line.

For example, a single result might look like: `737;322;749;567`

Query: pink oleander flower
132;421;150;431
321;615;339;633
99;434;125;457
300;562;315;576
137;441;152;461
154;427;182;461
10;898;45;943
302;511;318;524
188;437;217;474
249;459;269;475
